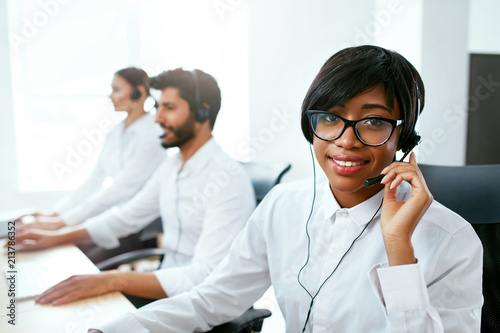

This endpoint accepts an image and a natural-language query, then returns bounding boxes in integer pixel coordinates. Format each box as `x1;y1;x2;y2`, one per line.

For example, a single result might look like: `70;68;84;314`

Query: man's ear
201;102;211;111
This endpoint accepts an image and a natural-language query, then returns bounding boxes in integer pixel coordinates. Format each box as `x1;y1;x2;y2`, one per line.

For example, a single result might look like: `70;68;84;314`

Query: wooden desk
0;242;135;333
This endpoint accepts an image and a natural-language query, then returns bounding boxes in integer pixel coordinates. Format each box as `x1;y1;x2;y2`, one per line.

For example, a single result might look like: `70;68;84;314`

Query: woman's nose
333;125;363;149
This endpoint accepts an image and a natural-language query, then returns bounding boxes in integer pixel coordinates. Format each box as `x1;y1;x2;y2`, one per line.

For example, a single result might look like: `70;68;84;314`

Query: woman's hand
15;210;59;221
16;217;67;232
7;226;91;251
380;152;433;266
11;229;64;251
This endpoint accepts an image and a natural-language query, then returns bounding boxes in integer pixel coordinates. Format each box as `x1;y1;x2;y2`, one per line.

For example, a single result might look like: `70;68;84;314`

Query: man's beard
161;115;196;149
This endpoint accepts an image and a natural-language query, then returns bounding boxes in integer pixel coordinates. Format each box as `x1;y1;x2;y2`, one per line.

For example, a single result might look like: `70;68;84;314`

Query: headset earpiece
399;132;421;154
190;70;210;123
399;80;422;154
131;87;141;100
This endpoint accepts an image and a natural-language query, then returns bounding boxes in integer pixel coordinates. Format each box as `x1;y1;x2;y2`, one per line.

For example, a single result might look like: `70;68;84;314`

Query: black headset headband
190;70;210;123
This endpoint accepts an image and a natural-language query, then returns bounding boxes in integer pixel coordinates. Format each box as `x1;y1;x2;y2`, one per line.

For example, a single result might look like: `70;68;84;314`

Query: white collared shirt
84;138;256;296
53;114;166;225
96;176;483;333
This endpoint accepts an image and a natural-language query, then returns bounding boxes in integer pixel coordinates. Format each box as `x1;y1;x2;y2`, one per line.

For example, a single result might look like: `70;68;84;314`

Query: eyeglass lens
311;113;394;145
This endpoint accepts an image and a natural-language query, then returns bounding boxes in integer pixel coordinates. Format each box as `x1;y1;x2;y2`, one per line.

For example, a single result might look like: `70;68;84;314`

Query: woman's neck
330;182;384;208
125;107;146;128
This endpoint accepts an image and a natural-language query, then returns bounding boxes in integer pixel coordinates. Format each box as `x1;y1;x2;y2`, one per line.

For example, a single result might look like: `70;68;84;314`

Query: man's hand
35;271;126;305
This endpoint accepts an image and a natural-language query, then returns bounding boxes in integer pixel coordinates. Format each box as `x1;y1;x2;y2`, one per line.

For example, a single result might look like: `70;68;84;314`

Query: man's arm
82;164;164;249
35;271;166;305
95;200;273;333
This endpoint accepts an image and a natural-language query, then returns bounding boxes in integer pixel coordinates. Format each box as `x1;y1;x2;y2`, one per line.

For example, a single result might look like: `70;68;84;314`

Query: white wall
418;0;470;166
469;0;500;54
247;0;498;181
247;0;377;182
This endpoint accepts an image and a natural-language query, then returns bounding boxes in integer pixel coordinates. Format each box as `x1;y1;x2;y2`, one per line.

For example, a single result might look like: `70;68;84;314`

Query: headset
364;81;422;188
130;67;144;100
190;70;210;123
131;87;141;100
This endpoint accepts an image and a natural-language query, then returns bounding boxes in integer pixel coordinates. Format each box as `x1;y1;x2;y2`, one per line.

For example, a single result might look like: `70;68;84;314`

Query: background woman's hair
115;67;151;96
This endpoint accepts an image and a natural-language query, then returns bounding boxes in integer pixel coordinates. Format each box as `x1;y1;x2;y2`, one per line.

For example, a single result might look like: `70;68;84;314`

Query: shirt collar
320;176;342;221
348;190;384;227
320;177;411;227
123;113;151;135
175;137;218;176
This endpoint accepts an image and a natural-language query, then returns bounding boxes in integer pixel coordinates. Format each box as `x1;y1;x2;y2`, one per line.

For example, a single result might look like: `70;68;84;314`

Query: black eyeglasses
307;110;404;146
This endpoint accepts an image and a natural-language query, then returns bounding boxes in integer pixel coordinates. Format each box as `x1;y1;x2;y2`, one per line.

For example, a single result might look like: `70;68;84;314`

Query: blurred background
1;0;499;212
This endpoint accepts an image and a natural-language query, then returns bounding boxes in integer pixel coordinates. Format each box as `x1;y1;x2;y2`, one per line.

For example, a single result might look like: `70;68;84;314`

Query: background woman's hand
16;216;67;232
11;229;64;251
379;152;433;265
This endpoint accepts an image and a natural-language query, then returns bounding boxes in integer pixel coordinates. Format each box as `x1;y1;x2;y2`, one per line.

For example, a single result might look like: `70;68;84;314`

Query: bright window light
7;0;249;192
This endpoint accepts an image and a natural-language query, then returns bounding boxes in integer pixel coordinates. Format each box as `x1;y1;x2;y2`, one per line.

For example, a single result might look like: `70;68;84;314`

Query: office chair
419;163;500;333
97;161;292;333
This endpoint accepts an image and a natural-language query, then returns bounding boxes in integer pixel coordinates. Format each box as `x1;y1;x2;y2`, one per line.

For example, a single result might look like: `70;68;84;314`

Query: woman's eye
324;114;340;123
364;118;385;127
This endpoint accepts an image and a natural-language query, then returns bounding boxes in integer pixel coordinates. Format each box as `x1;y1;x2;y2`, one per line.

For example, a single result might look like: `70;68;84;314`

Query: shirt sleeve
153;167;256;297
60;140;165;226
95;200;273;333
83;163;164;249
368;223;483;333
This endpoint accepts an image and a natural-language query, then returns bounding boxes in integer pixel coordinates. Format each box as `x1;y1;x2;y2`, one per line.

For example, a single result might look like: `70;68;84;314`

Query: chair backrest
240;162;292;205
419;164;500;333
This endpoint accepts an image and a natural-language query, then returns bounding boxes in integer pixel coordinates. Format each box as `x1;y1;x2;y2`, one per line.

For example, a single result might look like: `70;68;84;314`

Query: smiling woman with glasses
92;45;483;333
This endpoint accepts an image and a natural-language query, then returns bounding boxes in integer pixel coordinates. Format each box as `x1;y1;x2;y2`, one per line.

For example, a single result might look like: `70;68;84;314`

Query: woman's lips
328;155;368;175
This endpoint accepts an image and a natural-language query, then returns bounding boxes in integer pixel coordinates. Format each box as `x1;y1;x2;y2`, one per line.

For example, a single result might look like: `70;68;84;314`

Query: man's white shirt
84;138;256;296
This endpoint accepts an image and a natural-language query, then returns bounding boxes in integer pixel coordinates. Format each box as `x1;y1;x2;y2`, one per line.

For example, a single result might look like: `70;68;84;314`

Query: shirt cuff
369;261;429;314
93;312;148;333
84;213;121;249
59;208;85;226
153;266;194;297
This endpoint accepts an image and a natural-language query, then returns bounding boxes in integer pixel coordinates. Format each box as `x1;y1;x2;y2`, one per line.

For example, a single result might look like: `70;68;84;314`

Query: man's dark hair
150;68;222;129
300;45;425;153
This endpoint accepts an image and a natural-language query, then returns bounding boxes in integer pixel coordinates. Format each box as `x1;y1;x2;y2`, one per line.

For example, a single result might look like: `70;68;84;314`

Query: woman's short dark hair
149;68;222;129
300;45;424;153
115;67;150;96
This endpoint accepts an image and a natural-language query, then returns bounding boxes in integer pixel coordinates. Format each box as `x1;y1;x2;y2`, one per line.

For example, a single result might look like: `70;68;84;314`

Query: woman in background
18;67;165;235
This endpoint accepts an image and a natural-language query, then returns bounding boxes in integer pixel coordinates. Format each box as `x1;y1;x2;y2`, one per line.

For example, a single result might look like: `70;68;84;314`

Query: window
7;0;249;192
